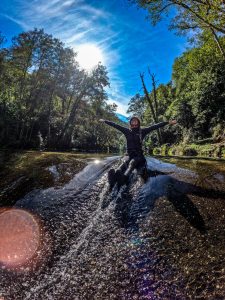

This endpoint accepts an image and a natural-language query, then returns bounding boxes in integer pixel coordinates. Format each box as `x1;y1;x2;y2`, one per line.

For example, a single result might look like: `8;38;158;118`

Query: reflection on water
161;157;225;191
115;157;225;299
161;156;225;177
114;157;225;234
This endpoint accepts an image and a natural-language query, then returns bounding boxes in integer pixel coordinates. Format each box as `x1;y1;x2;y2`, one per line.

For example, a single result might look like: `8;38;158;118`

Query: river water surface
0;156;225;299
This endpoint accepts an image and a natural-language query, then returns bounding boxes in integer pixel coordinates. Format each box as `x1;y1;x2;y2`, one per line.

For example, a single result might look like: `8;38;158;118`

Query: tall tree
140;72;162;144
58;64;109;148
0;29;119;152
129;0;225;58
127;93;146;120
170;35;225;140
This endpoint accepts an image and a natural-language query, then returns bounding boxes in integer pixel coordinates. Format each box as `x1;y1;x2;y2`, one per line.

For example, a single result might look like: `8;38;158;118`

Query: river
0;156;225;299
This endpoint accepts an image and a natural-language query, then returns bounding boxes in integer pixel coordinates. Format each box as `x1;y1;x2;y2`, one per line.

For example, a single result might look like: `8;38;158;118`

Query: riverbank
152;142;225;159
0;151;88;207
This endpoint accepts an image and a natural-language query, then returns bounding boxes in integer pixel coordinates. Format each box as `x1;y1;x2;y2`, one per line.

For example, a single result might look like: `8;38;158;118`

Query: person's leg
117;156;130;173
108;168;116;188
124;156;147;179
115;156;130;183
136;156;147;170
124;159;136;176
136;157;148;181
108;156;130;187
114;158;137;185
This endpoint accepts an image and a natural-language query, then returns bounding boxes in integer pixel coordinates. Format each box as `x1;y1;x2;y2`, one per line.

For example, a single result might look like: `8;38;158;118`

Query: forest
1;3;225;299
0;0;225;153
128;0;225;151
0;29;121;152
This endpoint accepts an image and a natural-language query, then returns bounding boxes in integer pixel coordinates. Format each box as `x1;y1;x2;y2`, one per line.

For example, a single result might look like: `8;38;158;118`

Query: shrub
183;147;198;156
153;147;161;155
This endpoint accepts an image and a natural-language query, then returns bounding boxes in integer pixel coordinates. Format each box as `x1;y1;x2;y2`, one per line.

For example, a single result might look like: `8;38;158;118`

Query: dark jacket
104;120;168;158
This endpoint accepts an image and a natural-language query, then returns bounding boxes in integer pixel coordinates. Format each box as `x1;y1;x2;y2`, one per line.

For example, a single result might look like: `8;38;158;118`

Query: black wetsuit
104;120;168;176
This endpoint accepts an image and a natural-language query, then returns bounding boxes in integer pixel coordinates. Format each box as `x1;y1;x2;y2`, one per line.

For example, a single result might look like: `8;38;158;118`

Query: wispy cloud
1;0;112;43
0;13;30;30
24;0;130;114
1;0;128;111
0;0;187;116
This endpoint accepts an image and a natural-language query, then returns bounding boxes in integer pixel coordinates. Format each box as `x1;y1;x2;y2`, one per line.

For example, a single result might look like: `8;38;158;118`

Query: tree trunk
19;122;25;142
148;68;159;116
24;124;29;142
47;93;53;147
140;73;157;120
28;121;35;142
18;48;33;104
148;69;163;144
140;73;162;145
58;93;83;145
210;27;225;60
59;77;89;145
173;1;225;35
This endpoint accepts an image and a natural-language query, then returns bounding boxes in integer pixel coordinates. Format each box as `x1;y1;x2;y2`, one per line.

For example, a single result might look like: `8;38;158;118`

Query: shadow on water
114;169;225;234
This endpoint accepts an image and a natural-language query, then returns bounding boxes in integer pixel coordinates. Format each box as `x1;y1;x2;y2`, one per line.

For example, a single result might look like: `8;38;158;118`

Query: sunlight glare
76;44;104;70
94;159;101;164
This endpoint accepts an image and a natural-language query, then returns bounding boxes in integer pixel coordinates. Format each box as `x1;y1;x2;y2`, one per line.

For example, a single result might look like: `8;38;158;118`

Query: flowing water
0;156;225;299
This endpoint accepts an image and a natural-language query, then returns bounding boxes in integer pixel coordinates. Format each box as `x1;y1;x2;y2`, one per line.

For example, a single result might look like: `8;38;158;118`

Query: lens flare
0;208;50;272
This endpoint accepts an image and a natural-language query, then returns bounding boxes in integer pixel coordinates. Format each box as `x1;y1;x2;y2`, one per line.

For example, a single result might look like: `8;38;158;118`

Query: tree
127;93;146;120
58;63;110;148
129;0;225;58
140;71;163;144
0;29;120;152
169;35;225;141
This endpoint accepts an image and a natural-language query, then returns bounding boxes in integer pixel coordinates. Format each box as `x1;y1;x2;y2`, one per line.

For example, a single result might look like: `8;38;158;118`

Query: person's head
129;116;141;129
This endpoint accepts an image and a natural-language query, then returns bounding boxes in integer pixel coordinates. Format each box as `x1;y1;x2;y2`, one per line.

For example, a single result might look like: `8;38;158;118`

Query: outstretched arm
142;120;177;136
99;119;129;135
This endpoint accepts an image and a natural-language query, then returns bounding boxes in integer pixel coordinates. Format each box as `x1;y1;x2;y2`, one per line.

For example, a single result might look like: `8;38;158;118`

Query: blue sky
0;0;187;115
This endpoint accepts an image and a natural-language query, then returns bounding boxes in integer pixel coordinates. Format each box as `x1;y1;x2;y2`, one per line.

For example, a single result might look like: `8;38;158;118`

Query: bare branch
173;0;225;34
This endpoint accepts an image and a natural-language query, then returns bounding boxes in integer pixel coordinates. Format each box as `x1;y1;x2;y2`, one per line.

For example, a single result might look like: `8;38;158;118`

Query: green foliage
193;138;214;145
154;143;225;158
161;144;169;156
152;147;161;155
128;29;225;152
0;29;121;151
171;36;225;141
127;93;146;120
129;1;225;37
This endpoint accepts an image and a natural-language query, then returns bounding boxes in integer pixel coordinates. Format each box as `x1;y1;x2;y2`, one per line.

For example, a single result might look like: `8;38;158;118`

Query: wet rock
1;156;225;299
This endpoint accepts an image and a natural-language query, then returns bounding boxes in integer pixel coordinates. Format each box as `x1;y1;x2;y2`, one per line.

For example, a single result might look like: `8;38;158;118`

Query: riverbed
0;155;225;299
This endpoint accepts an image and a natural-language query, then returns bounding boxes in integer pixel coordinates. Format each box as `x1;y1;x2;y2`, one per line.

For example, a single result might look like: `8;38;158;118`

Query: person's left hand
169;119;177;125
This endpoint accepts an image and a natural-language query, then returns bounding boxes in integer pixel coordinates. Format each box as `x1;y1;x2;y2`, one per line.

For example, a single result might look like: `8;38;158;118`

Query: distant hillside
116;113;129;123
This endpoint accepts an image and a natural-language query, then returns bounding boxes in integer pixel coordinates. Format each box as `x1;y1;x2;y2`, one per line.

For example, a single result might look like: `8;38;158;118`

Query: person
99;116;177;187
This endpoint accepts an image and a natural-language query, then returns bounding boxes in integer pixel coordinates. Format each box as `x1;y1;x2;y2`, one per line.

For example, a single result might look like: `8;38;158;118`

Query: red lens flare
0;208;51;272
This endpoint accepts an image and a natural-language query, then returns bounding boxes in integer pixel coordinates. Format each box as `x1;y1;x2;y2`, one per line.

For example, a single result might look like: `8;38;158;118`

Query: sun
76;44;104;70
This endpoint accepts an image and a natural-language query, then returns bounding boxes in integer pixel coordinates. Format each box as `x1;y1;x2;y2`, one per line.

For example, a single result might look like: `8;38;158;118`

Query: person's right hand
169;119;177;125
99;119;105;122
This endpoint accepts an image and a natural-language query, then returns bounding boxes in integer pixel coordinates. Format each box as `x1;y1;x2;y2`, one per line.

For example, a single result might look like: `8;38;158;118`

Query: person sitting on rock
99;116;177;187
